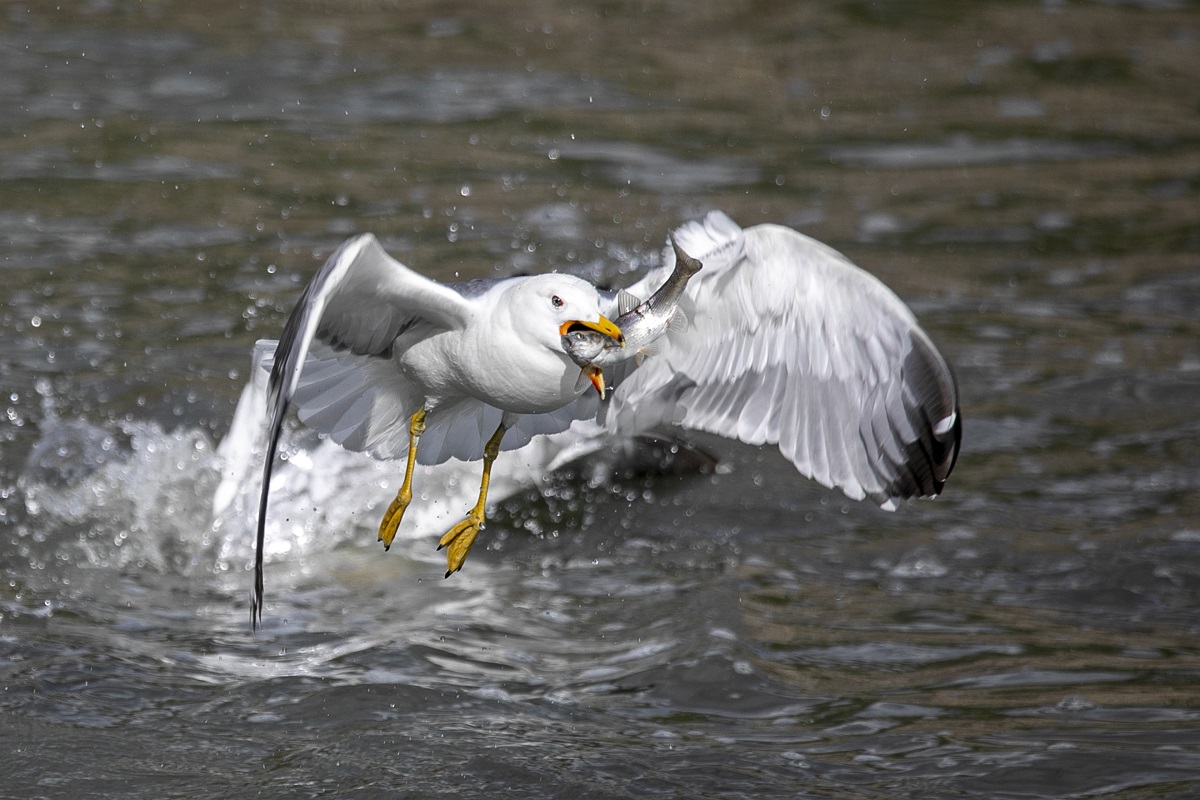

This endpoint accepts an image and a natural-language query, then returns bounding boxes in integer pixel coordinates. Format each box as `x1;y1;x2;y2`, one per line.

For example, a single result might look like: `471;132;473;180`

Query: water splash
14;346;619;587
18;415;221;573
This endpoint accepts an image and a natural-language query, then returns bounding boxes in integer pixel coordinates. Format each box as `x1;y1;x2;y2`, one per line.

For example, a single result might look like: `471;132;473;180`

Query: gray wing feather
268;233;474;424
602;211;960;508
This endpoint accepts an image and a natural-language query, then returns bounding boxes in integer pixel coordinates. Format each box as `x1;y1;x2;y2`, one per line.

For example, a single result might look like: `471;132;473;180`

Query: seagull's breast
396;326;583;415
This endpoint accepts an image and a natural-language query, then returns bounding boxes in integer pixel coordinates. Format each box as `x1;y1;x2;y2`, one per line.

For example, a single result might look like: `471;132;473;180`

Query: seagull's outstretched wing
251;234;474;626
602;211;961;508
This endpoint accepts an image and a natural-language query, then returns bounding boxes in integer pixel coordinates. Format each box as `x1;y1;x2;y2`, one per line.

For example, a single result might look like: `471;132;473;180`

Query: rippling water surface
3;2;1200;797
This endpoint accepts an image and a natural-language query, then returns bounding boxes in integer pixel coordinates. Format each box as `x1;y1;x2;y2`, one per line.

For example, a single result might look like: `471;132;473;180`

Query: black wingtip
940;405;964;491
250;589;262;632
251;393;288;634
894;334;963;500
250;548;266;632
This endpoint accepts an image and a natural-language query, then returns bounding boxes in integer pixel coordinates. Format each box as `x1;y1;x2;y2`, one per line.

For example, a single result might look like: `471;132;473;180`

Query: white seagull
250;210;961;626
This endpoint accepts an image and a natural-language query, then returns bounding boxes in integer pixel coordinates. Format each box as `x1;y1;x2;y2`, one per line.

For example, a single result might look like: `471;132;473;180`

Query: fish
562;235;703;397
562;328;622;367
561;330;618;398
604;234;704;365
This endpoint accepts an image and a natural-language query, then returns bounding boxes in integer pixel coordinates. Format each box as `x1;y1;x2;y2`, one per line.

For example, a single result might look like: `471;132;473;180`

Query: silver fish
562;329;620;365
562;236;703;397
561;329;618;397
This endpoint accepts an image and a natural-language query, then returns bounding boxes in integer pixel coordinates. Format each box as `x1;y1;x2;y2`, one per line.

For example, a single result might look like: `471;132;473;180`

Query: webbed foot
437;513;484;577
377;488;412;550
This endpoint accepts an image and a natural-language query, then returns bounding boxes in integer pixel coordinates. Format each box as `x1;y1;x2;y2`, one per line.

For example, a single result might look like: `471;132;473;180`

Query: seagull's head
513;274;625;351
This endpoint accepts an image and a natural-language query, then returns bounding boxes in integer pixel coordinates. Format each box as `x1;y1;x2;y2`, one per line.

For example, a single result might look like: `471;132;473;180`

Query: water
3;2;1200;797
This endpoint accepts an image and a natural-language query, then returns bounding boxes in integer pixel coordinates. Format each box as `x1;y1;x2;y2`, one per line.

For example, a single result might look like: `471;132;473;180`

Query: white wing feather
603;211;960;507
268;234;473;420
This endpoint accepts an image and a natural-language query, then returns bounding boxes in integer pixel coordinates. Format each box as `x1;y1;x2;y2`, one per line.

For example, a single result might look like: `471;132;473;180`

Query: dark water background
3;1;1200;797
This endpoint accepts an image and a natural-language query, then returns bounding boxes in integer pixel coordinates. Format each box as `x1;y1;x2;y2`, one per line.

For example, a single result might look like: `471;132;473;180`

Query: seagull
250;210;961;626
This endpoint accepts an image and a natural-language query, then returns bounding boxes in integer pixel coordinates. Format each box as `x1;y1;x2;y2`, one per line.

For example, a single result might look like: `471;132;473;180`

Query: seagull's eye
551;295;565;309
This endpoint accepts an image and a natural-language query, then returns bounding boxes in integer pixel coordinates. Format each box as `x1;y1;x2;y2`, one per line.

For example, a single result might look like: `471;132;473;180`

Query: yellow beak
559;315;626;347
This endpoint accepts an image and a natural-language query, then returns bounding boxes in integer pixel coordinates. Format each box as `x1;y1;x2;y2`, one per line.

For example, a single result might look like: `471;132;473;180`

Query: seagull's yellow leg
438;422;507;578
377;407;427;550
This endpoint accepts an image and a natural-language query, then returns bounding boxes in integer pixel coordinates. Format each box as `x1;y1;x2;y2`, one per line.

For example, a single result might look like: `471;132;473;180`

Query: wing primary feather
252;237;370;629
251;386;287;630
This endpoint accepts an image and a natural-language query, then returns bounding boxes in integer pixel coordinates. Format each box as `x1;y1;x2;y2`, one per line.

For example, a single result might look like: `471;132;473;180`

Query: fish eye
551;295;564;308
